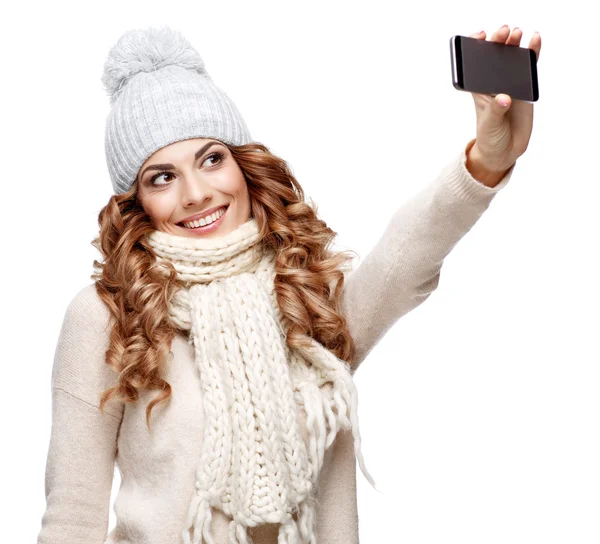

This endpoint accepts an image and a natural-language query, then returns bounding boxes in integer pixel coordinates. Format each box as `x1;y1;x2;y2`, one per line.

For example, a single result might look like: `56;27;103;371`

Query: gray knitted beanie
101;25;252;195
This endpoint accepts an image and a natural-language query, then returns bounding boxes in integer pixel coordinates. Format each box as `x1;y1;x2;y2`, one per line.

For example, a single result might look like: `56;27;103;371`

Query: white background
3;1;599;542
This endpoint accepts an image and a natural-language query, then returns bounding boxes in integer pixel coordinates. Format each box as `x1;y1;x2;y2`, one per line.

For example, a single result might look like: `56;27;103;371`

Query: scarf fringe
228;519;250;544
295;339;379;492
225;513;308;544
278;517;300;544
182;490;215;544
297;499;317;544
184;495;320;544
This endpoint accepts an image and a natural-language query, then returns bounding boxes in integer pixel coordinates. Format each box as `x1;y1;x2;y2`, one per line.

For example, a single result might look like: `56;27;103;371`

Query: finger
469;30;486;39
506;27;523;46
528;31;542;62
490;24;511;43
491;93;512;115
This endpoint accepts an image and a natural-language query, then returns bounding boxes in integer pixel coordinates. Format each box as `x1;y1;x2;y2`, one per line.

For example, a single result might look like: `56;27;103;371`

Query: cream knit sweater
37;140;515;544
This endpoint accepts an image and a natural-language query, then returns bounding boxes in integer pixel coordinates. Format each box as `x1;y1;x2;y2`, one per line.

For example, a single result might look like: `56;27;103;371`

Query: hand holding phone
448;27;542;185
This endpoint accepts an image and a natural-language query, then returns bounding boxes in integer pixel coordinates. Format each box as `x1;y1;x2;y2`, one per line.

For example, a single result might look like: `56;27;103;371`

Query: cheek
216;169;248;197
141;193;178;222
232;179;249;198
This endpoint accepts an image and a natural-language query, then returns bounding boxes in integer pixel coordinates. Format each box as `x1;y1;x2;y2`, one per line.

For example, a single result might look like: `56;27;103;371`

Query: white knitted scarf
145;217;377;544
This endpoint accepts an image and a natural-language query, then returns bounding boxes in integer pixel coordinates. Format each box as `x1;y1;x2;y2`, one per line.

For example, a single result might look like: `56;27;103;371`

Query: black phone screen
451;36;539;102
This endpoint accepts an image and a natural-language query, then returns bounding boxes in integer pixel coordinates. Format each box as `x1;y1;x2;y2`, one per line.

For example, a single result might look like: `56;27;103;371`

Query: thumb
489;93;512;118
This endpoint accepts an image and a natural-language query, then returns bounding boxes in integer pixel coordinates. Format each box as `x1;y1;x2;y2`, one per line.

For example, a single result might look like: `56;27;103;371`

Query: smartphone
450;35;539;102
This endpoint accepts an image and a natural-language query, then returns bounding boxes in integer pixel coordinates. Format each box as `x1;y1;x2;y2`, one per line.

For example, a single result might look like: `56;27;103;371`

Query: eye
149;171;174;186
202;151;224;168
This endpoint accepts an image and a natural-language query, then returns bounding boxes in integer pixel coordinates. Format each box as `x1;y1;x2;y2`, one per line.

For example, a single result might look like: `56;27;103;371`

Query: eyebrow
139;141;225;181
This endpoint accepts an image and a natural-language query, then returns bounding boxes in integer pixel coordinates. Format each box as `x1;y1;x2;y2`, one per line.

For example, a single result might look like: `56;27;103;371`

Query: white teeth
182;206;226;229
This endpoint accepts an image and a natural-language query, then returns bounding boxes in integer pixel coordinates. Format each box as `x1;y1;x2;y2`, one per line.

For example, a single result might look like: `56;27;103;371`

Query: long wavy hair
92;142;359;429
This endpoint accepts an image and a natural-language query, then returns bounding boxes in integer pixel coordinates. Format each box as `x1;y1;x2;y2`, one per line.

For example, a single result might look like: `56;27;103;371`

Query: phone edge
450;35;465;91
529;48;539;101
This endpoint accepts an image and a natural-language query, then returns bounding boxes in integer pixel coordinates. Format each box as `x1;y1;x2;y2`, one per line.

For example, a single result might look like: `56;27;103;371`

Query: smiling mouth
176;204;229;229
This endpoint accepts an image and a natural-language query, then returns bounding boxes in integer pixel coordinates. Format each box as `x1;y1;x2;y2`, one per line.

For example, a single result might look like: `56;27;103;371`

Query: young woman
38;24;541;544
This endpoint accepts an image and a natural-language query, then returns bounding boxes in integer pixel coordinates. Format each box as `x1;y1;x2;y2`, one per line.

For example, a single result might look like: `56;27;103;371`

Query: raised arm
37;284;123;544
342;139;515;373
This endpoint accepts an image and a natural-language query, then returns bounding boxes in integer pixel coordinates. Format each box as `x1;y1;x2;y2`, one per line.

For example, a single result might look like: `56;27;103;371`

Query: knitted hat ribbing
101;25;252;195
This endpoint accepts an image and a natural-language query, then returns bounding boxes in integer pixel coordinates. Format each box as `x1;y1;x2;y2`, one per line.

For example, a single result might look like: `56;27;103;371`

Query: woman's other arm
37;284;124;544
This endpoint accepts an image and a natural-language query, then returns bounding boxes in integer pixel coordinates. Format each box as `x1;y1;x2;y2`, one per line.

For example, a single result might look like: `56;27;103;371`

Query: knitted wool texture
101;25;252;195
145;217;377;544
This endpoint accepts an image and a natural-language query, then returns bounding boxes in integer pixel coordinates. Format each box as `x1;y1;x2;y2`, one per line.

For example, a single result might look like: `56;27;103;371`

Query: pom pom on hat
101;24;209;104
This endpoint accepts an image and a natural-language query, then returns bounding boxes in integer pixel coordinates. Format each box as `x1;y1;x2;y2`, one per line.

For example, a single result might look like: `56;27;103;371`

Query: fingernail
498;97;510;107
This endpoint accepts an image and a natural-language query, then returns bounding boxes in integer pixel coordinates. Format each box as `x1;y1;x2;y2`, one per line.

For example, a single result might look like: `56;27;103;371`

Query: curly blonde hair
92;142;358;429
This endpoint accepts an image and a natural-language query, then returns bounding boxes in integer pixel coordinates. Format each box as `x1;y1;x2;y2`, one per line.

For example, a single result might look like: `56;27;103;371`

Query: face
136;138;252;238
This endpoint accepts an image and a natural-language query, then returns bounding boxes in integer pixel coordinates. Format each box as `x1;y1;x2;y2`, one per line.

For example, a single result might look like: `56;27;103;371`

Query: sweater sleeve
342;139;516;372
37;284;124;544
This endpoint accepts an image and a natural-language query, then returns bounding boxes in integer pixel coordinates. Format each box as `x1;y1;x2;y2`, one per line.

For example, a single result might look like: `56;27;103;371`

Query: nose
180;172;212;208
